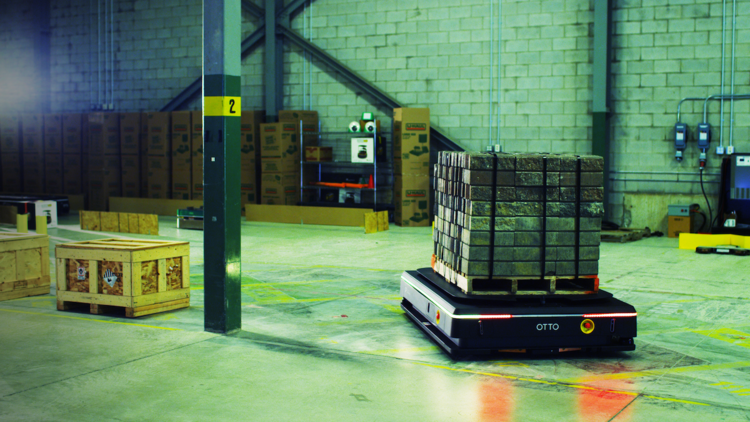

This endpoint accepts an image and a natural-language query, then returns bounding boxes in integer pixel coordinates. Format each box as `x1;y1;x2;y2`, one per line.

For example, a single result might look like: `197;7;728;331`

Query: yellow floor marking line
563;361;750;383
414;362;710;407
693;328;750;349
0;308;182;331
711;382;735;386
315;318;398;326
360;346;440;355
382;304;406;315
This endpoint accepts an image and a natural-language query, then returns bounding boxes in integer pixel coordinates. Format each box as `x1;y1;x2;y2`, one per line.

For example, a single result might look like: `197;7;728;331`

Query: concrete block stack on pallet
432;151;604;295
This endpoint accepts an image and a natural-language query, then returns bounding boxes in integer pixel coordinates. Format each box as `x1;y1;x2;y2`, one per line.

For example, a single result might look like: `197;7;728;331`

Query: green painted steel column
203;0;242;334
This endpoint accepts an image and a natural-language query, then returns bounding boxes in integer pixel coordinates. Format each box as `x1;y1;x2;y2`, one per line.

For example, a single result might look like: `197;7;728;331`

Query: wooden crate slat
182;255;190;288
132;288;189;307
122;262;132;297
128;298;189;317
57;290;132;307
89;260;99;294
132;245;190;262
56;258;67;291
56;248;131;262
1;285;49;301
0;236;49;253
157;259;167;292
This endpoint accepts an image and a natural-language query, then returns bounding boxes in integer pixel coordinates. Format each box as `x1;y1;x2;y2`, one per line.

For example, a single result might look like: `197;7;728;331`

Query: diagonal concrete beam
241;0;264;19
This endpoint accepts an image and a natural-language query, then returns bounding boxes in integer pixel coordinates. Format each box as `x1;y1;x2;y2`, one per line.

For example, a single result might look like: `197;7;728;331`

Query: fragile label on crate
77;267;86;280
103;268;118;287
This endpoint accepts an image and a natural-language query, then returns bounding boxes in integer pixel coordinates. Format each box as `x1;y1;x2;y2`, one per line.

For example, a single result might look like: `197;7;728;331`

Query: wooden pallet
431;255;598;296
58;298;190;317
56;238;190;318
601;227;651;243
0;233;51;302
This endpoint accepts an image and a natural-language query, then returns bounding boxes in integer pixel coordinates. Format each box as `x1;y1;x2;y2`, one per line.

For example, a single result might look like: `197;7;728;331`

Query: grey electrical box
668;204;699;217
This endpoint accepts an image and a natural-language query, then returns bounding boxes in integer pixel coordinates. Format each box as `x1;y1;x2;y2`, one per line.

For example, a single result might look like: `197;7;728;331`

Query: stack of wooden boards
0;232;50;301
432;151;604;295
80;210;158;235
56;238;190;317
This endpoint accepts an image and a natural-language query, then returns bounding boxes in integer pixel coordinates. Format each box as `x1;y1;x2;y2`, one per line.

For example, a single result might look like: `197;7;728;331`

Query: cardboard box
394;174;431;227
62;114;82;155
44;153;63;194
121;154;141;198
140;112;149;196
668;215;693;238
259;122;299;160
146;112;171;157
351;138;374;163
22;114;44;156
22;154;44;193
261;159;299;174
43;114;62;154
0;115;21;153
241;160;258;201
62;154;83;194
1;154;22;192
304;146;332;162
147;156;171;199
88;113;120;157
191;111;203;200
278;110;319;146
88;156;121;211
172;170;192;200
261;172;299;205
171;111;191;171
241;110;264;163
81;153;89;198
393;107;430;174
119;113;141;156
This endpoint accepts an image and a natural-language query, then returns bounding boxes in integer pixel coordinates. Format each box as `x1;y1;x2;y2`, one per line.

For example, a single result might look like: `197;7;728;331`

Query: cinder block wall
0;0;748;229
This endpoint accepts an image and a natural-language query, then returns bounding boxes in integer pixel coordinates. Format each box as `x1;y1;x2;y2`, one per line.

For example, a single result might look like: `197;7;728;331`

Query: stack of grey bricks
433;151;604;286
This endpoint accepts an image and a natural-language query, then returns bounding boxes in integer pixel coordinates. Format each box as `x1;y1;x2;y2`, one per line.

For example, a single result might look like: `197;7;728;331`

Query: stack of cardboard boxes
62;114;84;194
241;111;264;205
119;113;141;198
171;111;192;200
43;114;63;194
393;108;431;226
22;115;45;193
146;112;171;199
87;113;121;211
259;120;299;205
0;115;22;192
191;111;203;200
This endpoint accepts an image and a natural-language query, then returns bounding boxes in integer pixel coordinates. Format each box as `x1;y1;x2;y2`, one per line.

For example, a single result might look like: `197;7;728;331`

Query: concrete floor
1;214;750;421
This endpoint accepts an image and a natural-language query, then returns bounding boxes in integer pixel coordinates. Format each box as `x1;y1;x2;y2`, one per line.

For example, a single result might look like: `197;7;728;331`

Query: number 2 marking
229;99;236;114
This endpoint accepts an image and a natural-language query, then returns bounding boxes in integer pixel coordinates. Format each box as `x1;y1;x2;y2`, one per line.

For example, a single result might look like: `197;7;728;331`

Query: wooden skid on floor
431;256;598;296
601;228;650;243
57;297;190;317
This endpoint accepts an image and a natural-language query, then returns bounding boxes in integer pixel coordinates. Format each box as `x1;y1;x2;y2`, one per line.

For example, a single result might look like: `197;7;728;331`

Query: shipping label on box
261;173;299;205
259;122;299;160
121;154;141;198
22;114;44;155
1;154;22;191
44;154;63;194
62;114;82;154
43;114;62;154
394;174;431;227
351;138;374;163
147;112;171;157
0;115;21;153
240;182;256;205
62;154;82;194
668;216;692;238
119;113;141;155
304;146;332;162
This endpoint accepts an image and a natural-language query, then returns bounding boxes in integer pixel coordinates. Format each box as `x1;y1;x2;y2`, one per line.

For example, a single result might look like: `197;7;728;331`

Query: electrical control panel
697;123;711;149
674;123;688;161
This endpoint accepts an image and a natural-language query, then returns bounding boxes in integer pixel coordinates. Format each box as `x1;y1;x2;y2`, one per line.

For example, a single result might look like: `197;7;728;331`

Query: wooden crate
55;238;190;317
0;233;50;301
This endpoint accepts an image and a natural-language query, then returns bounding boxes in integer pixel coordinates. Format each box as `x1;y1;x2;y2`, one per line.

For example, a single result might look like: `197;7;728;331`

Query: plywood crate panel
55;238;190;317
0;233;51;301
